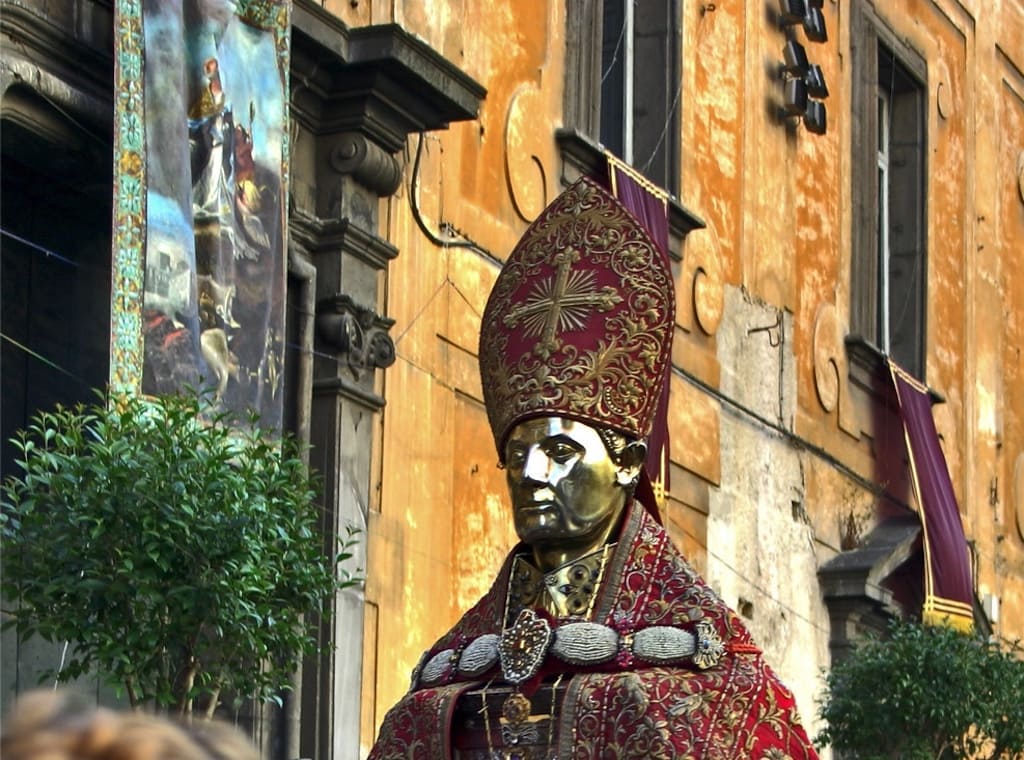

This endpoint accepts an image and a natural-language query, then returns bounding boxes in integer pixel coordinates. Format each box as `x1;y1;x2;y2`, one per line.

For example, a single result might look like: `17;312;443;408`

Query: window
565;0;681;195
850;6;927;378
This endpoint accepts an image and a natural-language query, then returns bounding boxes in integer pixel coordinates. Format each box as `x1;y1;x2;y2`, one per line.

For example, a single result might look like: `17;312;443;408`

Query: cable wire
673;364;912;512
1;228;80;268
671;520;827;634
407;133;503;268
1;332;79;381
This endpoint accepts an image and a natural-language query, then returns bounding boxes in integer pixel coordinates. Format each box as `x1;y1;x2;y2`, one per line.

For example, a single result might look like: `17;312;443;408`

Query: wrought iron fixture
778;0;829;135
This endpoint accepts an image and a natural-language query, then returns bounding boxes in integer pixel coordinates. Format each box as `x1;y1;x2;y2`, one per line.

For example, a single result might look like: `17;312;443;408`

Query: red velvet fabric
605;162;673;524
890;362;974;630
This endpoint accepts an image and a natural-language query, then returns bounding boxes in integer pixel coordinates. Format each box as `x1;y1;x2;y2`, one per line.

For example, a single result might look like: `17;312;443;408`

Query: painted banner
113;0;290;431
890;361;974;632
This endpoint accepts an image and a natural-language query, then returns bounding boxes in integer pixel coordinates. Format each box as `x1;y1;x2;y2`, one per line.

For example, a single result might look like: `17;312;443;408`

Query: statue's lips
516;501;557;514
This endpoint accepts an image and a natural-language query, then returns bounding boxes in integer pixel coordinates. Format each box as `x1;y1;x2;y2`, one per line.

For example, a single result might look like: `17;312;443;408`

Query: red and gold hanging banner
606;155;672;522
890;361;974;632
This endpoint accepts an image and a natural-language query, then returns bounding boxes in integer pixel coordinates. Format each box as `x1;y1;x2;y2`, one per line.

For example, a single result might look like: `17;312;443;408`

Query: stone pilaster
288;5;484;757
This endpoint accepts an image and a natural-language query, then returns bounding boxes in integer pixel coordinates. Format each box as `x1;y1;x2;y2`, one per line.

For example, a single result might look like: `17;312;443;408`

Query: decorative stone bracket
327;132;402;197
291;6;486;154
316;294;396;379
819;516;920;662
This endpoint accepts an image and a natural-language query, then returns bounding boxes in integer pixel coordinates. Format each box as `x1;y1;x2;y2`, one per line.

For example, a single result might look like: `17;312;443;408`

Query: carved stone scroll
679;222;724;336
504;83;549;222
1015;452;1024;541
1017;150;1024;205
935;59;953;120
316;294;396;379
812;302;858;438
327;132;402;197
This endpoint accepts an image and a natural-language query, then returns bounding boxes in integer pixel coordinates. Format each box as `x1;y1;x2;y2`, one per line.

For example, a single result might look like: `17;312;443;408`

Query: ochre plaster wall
988;3;1024;641
320;0;1024;754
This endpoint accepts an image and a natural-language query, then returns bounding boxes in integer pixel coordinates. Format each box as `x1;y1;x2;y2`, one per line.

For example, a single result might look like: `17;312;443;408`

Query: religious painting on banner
112;0;290;431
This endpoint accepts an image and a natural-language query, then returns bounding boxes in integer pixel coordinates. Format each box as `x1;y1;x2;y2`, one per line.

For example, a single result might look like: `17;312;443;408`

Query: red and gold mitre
479;176;675;457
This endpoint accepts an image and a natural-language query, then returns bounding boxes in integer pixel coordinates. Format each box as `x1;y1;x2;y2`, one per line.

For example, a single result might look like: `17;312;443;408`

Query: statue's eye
505;446;526;469
546;441;579;463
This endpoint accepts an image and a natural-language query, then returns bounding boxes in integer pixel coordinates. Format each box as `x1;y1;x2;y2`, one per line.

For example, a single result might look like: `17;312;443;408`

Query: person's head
504;416;645;567
0;690;258;760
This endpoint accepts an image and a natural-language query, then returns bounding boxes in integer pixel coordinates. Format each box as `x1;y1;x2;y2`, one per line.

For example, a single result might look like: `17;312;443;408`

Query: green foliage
1;390;359;716
816;618;1024;759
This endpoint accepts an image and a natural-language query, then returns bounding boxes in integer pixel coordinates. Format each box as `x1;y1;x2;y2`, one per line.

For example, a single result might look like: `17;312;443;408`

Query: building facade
2;1;1022;758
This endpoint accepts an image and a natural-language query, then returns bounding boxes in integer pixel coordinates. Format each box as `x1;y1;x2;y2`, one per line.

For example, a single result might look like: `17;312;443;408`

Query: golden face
504;417;641;566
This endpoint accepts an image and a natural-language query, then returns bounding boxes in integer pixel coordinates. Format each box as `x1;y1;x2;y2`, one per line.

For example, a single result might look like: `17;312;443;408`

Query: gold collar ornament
507;545;612;620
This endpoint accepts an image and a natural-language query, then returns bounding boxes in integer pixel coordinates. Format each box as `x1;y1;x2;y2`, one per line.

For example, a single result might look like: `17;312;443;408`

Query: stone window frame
848;2;929;381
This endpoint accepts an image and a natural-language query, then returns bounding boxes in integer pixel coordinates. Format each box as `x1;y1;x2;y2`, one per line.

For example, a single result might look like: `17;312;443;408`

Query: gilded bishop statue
368;176;819;759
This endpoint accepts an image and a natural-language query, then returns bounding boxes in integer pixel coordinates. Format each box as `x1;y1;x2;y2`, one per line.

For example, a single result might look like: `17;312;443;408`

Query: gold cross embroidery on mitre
502;248;623;357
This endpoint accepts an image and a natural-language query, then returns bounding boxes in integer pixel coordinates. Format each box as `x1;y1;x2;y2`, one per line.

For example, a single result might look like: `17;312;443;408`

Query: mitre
479;176;675;460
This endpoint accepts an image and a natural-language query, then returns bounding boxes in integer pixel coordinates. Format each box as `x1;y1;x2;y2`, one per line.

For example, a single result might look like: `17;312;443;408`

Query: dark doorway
1;86;112;480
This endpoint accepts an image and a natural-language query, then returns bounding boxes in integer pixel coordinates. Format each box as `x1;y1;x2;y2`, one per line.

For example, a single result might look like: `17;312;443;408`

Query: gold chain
584;543;613;619
479;679;496;758
546;673;565;757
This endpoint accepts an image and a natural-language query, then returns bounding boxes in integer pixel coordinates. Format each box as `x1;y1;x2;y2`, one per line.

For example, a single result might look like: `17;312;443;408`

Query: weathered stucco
347;0;1024;756
706;287;831;734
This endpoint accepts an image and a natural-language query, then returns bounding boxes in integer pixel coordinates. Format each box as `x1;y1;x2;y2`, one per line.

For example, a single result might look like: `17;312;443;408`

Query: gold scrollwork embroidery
481;180;674;449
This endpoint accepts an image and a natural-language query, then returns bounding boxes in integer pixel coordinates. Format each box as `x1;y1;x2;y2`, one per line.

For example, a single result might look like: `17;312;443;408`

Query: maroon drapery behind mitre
889;361;974;632
605;157;672;524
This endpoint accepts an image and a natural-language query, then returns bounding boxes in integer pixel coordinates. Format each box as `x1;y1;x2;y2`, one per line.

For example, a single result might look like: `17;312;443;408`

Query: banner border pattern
110;0;146;395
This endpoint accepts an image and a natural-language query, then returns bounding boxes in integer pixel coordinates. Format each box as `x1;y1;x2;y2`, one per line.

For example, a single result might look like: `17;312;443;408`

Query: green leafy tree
816;618;1024;759
1;390;358;717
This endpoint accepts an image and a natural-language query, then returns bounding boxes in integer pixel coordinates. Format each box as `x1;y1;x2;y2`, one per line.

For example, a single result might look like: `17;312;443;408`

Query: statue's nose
521;446;551;484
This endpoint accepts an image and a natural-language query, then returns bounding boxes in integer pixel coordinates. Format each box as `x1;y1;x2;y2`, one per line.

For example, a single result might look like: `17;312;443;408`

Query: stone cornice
818;516;922;660
819;516;921;605
845;335;945;406
0;0;113;130
289;211;398;272
291;1;485;153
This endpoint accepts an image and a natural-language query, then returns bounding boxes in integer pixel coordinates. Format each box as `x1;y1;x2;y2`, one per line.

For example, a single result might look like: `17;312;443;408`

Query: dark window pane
878;44;926;377
600;0;626;158
632;0;678;192
599;0;679;194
